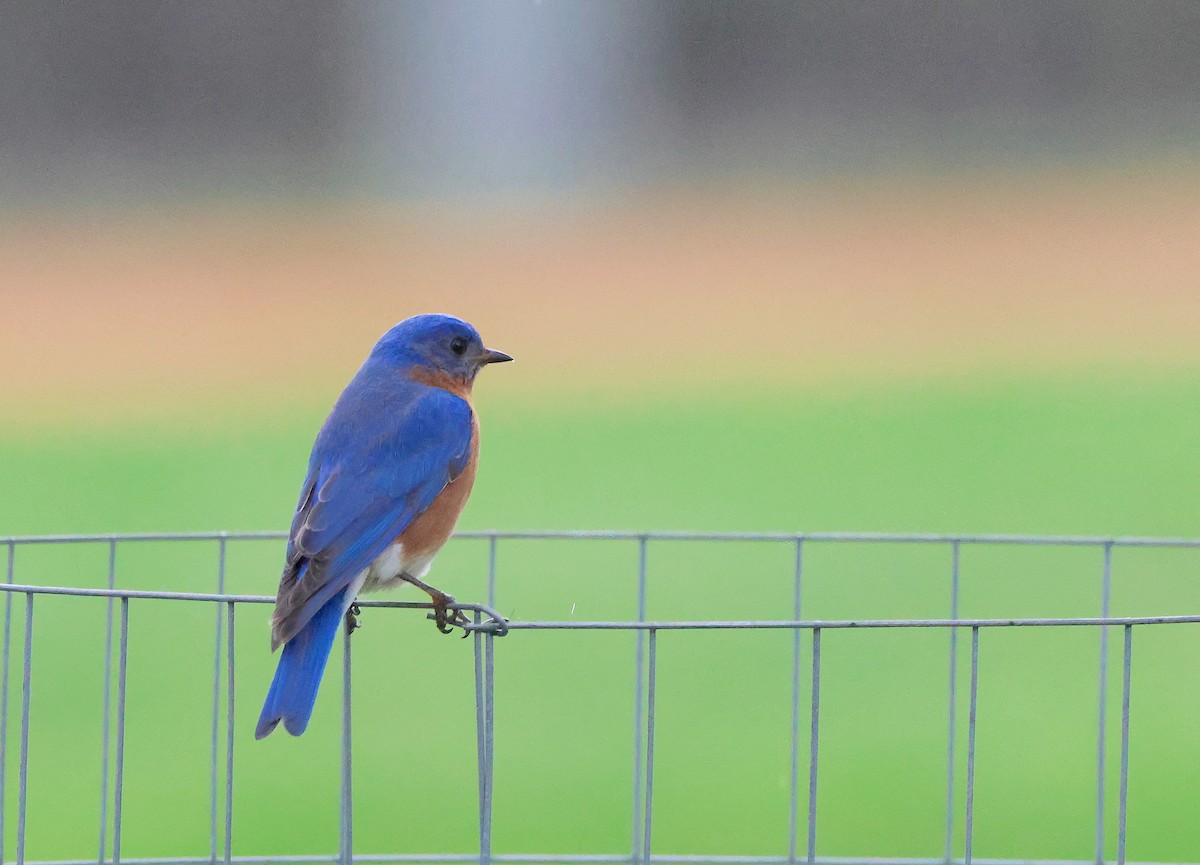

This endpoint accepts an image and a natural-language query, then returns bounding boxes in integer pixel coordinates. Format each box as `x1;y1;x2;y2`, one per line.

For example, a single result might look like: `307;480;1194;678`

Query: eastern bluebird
255;314;511;739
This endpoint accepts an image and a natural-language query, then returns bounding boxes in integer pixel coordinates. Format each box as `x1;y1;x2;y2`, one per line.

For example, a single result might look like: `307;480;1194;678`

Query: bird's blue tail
255;587;349;739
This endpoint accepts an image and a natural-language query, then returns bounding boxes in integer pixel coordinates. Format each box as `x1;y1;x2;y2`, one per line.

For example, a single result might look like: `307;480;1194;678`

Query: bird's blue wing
269;379;474;649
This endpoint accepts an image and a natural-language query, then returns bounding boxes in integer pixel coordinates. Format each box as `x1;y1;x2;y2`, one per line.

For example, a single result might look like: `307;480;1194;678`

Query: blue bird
255;314;512;739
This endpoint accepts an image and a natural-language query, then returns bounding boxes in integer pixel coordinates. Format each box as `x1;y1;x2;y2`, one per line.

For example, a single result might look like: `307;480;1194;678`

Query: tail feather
256;587;349;739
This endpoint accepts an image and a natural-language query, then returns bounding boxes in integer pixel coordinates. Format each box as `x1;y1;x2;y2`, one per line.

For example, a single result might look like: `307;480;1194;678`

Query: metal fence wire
1;530;1198;865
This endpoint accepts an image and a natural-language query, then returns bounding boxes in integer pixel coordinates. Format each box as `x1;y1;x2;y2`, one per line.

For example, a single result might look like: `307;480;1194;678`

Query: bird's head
370;314;512;387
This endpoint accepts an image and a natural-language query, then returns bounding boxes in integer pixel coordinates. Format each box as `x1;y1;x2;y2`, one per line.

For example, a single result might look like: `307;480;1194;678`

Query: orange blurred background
6;162;1200;423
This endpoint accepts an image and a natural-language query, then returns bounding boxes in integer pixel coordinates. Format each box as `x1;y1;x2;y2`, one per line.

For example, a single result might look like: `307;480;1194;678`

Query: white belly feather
353;542;437;596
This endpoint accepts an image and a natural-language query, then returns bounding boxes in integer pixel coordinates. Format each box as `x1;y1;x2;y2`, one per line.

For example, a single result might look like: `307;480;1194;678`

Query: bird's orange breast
394;411;480;559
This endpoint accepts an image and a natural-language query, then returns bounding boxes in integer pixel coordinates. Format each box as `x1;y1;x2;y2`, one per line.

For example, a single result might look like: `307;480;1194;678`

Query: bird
255;313;512;739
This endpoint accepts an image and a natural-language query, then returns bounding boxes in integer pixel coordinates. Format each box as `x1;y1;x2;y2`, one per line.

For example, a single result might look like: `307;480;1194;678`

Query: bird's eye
449;336;468;356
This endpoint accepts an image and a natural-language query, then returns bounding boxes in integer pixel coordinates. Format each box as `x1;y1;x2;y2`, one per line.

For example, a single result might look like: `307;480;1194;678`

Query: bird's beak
480;348;513;365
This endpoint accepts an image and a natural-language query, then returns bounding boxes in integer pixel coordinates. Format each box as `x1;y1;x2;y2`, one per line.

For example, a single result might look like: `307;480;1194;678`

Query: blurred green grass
2;370;1200;861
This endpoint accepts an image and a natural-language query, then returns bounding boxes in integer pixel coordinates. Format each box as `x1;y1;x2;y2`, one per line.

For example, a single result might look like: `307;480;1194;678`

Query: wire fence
1;530;1199;865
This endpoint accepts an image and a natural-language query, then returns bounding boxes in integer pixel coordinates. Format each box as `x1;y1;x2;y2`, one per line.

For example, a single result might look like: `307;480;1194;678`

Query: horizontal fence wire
5;530;1200;546
0;530;1195;865
8;857;1200;865
0;580;1195;629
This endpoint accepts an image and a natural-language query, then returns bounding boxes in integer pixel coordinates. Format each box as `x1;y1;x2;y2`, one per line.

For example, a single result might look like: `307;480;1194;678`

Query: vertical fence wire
943;542;960;863
110;599;129;865
1117;625;1132;865
339;622;353;865
1094;543;1113;865
1;543;14;865
224;601;236;865
477;530;496;863
482;630;496;865
210;537;228;865
964;627;980;865
641;630;657;865
15;595;33;865
479;533;499;865
473;615;497;865
631;537;649;865
806;628;821;865
787;540;804;865
474;612;488;865
98;541;117;865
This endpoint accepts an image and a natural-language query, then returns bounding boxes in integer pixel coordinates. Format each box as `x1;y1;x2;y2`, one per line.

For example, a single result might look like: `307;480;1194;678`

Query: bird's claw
427;593;470;636
345;602;362;636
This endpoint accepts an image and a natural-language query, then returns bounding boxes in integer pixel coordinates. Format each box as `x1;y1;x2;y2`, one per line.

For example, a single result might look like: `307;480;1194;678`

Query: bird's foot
401;572;471;636
345;602;362;636
427;591;470;636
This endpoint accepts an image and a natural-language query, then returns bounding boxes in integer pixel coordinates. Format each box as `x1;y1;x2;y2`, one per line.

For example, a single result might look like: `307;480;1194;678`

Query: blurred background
2;1;1200;862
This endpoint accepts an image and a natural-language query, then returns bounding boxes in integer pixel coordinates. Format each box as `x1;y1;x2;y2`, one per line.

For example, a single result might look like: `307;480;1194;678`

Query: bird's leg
399;573;470;634
345;602;362;636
